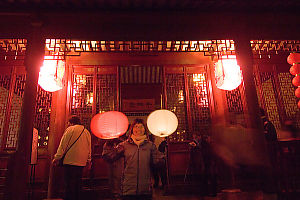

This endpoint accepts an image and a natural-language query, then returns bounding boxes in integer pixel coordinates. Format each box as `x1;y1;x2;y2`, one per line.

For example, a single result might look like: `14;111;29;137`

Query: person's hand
86;160;92;170
52;158;59;167
189;141;197;147
116;145;125;154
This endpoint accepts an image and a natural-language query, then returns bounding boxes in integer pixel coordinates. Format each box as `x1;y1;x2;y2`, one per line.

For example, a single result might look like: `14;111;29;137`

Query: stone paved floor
152;189;278;200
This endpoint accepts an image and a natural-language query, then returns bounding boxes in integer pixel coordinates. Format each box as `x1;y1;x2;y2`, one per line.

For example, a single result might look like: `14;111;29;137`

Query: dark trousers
64;165;84;200
153;160;167;187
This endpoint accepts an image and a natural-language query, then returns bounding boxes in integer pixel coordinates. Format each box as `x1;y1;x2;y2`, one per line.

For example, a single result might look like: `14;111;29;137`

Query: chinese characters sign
122;99;155;112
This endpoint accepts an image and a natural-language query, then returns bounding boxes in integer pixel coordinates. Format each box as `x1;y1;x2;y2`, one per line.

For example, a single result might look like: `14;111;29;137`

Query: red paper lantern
90;111;129;139
287;53;300;65
295;87;300;98
290;64;300;75
292;76;300;87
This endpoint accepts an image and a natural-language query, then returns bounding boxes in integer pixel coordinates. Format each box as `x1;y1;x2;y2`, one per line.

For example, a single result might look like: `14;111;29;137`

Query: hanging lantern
214;55;242;91
147;109;178;137
295;87;300;98
287;53;300;65
292;75;300;87
289;64;300;76
38;56;65;92
90;111;129;139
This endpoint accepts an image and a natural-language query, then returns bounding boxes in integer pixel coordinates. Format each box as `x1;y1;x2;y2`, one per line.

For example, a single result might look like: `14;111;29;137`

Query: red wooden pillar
234;38;262;130
9;26;45;200
47;68;69;198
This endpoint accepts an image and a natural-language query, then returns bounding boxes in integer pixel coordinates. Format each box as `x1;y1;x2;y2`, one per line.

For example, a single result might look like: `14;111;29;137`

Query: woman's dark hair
68;115;81;125
129;118;148;136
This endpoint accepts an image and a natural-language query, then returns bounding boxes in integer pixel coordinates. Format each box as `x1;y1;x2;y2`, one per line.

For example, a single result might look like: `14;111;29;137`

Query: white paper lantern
147;109;178;137
215;55;242;91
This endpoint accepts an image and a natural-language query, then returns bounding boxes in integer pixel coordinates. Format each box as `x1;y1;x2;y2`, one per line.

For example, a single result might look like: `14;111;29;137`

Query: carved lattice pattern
278;72;299;128
165;73;187;142
0;39;27;60
2;39;300;60
225;87;245;125
44;39;235;58
0;74;11;148
33;86;52;148
96;74;117;113
71;74;94;130
259;72;281;130
6;74;26;149
251;40;300;56
187;73;211;136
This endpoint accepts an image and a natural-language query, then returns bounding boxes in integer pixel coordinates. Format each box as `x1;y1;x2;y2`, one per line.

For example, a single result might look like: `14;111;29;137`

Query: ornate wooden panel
165;72;187;142
0;73;11;148
6;74;25;149
71;66;118;131
225;87;245;125
33;86;52;148
187;72;211;136
259;73;281;129
278;72;299;127
96;74;117;113
0;66;53;150
71;73;94;130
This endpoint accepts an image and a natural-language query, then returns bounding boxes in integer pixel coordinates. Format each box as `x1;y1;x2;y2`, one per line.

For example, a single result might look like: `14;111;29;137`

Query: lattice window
278;72;299;127
33;86;52;148
71;74;94;130
0;74;11;148
165;73;187;142
225;87;245;125
44;39;235;57
96;74;117;113
6;74;26;149
187;73;211;136
258;72;281;130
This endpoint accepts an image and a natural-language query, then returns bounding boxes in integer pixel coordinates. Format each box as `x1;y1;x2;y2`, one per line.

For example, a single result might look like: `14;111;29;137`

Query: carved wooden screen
6;71;26;149
0;66;53;150
33;86;53;147
71;67;94;130
96;66;118;113
254;69;282;129
71;66;118;131
164;67;187;142
0;67;13;149
278;72;299;127
225;87;245;126
186;66;212;136
164;66;212;141
254;64;299;130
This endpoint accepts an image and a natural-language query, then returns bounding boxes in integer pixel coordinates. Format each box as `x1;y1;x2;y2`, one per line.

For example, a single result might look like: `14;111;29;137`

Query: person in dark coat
152;137;168;189
201;135;217;196
263;117;277;141
102;118;163;200
102;137;125;200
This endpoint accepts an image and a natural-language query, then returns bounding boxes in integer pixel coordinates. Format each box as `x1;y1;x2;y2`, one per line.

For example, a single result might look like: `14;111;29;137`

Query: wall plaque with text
122;99;155;112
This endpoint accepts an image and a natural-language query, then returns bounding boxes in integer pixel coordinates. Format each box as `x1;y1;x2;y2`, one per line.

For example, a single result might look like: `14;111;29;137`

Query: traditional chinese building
1;1;300;200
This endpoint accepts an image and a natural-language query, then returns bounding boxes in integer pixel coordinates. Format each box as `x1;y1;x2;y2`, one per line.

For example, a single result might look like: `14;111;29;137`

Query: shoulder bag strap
62;127;85;157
